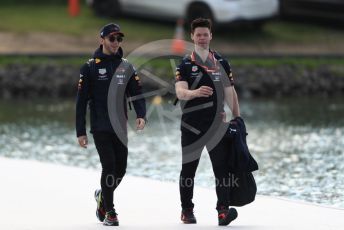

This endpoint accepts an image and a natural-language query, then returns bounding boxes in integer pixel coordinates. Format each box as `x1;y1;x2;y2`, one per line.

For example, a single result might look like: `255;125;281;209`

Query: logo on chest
191;65;201;77
98;68;108;80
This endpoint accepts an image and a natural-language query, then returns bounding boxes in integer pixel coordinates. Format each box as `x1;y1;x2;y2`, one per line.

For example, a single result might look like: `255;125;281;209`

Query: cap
100;23;124;38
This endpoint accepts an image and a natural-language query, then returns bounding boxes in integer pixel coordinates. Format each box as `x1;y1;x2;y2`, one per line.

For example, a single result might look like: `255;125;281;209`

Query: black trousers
179;124;230;210
93;132;128;212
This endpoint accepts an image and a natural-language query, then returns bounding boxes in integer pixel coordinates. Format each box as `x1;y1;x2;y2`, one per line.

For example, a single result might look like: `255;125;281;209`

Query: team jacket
76;47;146;137
225;116;259;173
175;50;234;126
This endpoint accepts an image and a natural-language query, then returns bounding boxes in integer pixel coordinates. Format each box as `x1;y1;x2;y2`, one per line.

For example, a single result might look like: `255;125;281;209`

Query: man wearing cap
76;23;146;226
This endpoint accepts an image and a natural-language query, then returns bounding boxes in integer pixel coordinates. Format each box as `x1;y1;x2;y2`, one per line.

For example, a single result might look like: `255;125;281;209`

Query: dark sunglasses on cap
108;35;123;43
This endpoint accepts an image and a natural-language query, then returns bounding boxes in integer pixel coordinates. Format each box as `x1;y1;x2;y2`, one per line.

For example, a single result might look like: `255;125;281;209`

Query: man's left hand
136;118;146;130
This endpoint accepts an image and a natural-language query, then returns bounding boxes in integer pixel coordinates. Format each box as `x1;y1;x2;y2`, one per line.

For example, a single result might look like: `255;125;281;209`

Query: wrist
137;117;147;122
189;89;197;98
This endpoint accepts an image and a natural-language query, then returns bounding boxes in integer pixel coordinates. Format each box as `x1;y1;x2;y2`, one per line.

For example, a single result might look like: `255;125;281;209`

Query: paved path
0;157;343;229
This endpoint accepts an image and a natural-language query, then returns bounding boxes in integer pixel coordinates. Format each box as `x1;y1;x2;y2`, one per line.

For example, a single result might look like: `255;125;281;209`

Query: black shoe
181;208;197;224
103;209;119;226
218;207;238;226
94;189;106;222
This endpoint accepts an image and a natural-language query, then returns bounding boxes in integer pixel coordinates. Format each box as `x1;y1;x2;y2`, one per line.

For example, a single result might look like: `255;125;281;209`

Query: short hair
191;18;212;33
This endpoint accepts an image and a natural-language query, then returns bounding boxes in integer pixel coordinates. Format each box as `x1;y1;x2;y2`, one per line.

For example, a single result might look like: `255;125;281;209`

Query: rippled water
0;97;343;208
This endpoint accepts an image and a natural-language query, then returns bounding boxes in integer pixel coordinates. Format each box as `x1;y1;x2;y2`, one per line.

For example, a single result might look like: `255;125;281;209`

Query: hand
194;86;213;97
136;118;146;130
78;135;88;148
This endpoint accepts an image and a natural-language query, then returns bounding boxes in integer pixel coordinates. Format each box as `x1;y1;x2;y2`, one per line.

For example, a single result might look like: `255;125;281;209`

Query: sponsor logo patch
98;68;107;75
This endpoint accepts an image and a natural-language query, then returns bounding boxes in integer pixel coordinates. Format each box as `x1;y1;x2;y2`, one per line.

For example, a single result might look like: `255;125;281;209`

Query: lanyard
191;51;218;73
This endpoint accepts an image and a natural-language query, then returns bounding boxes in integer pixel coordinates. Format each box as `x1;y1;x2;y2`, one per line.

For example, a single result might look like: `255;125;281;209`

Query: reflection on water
0;97;343;208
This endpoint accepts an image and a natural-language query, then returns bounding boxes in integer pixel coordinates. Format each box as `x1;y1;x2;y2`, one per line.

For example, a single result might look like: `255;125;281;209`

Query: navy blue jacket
224;117;258;206
75;47;146;137
225;117;259;172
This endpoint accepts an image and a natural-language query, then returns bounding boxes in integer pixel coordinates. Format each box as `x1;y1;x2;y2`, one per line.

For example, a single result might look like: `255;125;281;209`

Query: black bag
224;117;258;172
224;117;258;206
229;172;257;207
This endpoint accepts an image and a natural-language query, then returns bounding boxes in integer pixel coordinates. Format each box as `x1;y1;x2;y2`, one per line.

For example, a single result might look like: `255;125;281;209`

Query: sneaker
103;209;119;226
94;189;106;222
181;208;197;224
218;207;238;226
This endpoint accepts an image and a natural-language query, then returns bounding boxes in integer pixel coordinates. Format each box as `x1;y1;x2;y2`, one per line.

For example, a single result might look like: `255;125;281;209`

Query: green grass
0;5;174;40
0;56;88;66
265;21;344;44
1;4;344;45
0;0;66;5
0;5;100;36
231;57;344;68
216;21;344;44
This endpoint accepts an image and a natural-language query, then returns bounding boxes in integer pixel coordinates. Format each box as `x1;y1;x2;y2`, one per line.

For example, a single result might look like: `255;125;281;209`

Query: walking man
175;18;240;226
76;23;146;226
